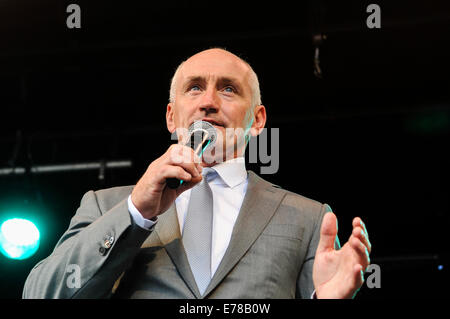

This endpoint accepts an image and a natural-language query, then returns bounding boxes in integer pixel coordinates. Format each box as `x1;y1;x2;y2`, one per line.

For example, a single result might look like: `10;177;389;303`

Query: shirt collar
206;157;247;189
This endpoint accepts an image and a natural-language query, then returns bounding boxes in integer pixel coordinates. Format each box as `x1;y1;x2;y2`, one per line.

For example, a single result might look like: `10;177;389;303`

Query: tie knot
201;167;216;177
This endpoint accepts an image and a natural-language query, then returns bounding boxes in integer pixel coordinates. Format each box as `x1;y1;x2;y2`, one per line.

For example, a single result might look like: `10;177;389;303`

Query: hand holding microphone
166;121;217;189
130;121;217;220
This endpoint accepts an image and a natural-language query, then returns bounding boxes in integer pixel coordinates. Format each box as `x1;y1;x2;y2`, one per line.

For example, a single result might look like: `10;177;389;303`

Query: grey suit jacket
22;171;334;299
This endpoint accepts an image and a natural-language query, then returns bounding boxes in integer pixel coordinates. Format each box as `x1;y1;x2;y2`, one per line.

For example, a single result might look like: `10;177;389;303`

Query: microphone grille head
188;120;217;145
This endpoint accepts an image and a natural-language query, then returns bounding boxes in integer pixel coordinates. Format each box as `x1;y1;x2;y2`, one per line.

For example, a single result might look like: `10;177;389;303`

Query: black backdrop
0;0;449;299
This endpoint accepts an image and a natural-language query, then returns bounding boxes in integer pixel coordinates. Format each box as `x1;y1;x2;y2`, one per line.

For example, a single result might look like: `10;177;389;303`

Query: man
22;48;371;299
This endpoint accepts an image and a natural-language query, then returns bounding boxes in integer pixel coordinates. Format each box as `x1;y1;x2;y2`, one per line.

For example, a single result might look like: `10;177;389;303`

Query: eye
189;85;201;91
223;86;235;93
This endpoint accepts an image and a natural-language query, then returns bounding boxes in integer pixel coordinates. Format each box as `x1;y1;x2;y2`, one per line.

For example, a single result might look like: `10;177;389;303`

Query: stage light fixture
0;218;40;260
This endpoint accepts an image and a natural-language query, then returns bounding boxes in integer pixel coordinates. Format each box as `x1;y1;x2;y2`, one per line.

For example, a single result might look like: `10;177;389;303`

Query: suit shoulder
282;189;325;215
94;185;134;198
91;185;134;212
249;170;326;217
277;189;329;231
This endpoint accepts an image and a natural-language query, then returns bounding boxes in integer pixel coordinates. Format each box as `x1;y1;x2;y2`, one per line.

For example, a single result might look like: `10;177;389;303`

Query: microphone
166;120;217;189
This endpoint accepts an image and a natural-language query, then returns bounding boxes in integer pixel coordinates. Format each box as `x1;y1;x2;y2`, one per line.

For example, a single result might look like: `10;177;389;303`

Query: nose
198;87;220;114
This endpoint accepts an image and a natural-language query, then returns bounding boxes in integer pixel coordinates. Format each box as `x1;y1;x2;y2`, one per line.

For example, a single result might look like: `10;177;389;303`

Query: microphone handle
166;177;183;189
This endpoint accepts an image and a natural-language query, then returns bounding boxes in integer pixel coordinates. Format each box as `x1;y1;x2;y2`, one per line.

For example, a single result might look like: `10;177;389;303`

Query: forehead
178;50;252;87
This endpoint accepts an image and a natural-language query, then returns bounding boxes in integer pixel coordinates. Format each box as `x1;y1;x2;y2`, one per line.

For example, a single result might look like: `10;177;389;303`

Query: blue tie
182;167;215;296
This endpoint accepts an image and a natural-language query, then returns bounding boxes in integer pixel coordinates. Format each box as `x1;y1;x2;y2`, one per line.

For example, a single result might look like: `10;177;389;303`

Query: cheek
173;104;195;127
225;105;251;128
173;114;184;127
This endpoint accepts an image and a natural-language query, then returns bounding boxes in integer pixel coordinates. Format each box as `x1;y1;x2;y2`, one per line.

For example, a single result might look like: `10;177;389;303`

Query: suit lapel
152;204;202;298
204;171;286;296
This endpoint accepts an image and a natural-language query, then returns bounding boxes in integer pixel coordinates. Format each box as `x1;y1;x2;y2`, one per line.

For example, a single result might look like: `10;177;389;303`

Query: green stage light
0;218;40;260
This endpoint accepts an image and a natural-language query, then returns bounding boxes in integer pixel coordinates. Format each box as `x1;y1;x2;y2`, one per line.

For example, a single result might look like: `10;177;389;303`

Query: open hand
312;212;371;299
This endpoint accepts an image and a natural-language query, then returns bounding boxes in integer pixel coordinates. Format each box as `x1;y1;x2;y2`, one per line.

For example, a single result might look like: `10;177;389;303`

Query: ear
249;105;267;136
166;103;176;133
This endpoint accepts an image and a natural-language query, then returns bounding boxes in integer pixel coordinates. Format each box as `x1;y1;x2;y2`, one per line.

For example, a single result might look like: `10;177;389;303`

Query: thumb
316;211;338;254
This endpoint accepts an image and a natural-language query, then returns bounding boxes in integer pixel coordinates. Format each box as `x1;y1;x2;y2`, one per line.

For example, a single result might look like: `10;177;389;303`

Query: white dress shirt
128;157;248;277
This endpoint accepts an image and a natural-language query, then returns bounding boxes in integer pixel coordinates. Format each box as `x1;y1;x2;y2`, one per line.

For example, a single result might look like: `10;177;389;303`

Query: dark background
0;0;449;299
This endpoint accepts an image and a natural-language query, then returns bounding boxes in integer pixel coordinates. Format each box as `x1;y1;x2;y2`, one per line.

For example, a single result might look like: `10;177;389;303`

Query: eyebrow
183;76;206;89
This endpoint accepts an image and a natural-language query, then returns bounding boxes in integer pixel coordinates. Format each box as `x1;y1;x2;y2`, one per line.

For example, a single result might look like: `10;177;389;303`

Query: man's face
167;49;260;163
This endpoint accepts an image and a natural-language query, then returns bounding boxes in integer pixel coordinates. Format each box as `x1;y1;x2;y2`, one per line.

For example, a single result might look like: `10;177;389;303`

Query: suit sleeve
296;203;340;299
22;190;152;299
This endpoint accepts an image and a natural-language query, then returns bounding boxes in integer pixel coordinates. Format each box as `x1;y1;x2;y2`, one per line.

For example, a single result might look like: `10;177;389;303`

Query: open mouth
199;118;225;127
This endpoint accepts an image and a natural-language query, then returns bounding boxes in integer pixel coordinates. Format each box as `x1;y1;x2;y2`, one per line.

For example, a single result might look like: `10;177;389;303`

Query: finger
350;237;370;271
352;264;365;296
316;212;338;254
167;144;202;167
174;161;201;180
176;174;203;195
352;217;369;240
166;146;202;179
351;226;372;254
158;165;193;184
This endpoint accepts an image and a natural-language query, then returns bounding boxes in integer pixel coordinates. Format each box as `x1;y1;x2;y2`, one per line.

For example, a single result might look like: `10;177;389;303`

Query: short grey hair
168;49;262;108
